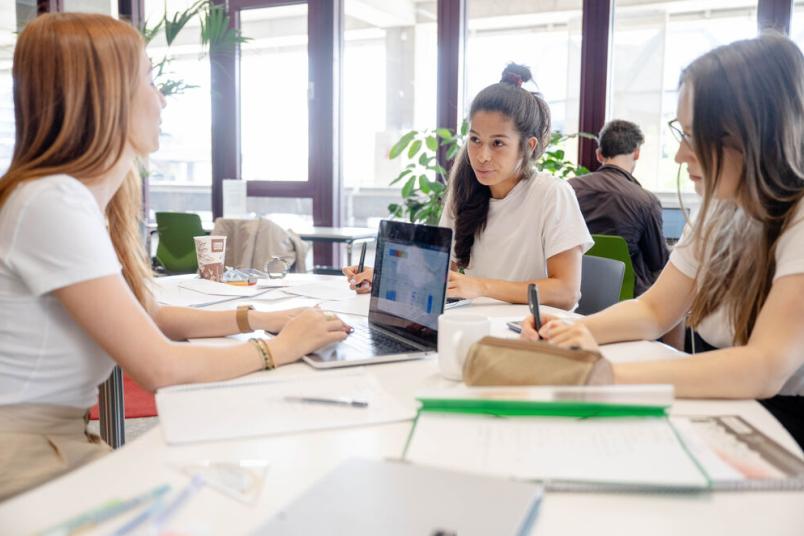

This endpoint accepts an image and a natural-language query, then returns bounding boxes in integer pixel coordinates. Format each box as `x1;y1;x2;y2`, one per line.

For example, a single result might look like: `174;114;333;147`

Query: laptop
662;207;690;245
303;220;453;369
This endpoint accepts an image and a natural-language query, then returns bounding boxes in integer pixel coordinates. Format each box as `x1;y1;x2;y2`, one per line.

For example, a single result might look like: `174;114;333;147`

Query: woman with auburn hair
522;34;804;447
345;64;592;307
0;13;350;500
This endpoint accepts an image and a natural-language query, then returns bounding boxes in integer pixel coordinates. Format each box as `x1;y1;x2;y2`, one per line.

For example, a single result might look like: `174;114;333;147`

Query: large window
608;0;759;193
239;5;309;183
341;0;437;226
144;0;213;221
0;1;37;175
464;0;583;162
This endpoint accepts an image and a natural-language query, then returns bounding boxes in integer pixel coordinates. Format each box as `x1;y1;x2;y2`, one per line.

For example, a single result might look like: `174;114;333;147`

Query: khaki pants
0;404;111;502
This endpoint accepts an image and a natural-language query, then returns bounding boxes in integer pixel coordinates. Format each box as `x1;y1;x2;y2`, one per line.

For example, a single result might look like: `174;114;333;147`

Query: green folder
416;397;668;418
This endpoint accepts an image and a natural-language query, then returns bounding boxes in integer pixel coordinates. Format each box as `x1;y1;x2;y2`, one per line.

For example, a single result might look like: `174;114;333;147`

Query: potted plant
387;125;593;224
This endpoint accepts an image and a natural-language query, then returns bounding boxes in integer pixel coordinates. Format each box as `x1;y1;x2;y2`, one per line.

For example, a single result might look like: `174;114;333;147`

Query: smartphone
506;320;522;334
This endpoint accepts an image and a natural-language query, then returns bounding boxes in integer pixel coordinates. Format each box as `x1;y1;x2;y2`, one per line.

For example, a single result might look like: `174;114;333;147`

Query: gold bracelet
249;338;273;370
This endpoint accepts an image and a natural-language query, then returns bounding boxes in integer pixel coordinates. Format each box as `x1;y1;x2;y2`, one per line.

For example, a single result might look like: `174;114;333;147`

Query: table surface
3;275;803;536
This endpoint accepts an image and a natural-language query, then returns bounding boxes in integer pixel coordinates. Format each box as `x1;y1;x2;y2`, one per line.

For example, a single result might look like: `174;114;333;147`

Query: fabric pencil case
462;336;613;386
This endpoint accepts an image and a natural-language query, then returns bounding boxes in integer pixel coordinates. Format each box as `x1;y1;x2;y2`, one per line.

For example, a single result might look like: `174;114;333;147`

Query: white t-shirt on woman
0;175;121;409
439;172;593;281
669;200;804;395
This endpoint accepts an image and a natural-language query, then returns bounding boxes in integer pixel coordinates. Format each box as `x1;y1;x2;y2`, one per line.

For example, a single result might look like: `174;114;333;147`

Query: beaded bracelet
249;338;276;370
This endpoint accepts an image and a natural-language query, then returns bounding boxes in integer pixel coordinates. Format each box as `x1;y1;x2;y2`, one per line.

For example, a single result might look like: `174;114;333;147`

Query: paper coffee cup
194;235;226;282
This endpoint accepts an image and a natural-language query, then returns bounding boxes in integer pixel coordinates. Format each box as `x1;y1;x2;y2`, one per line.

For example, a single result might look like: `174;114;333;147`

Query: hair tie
502;72;523;88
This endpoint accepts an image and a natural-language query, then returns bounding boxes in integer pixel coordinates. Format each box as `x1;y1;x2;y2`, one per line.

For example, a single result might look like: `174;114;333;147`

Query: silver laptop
303;220;453;369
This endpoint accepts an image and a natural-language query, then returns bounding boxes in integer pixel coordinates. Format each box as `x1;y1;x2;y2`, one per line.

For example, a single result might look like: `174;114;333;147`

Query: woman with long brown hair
0;13;350;500
522;34;804;447
345;64;592;307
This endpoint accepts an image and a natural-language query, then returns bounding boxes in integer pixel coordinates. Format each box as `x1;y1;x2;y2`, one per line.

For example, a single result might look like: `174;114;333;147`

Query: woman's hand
254;307;307;334
520;313;600;351
343;265;373;294
446;271;487;299
269;308;352;365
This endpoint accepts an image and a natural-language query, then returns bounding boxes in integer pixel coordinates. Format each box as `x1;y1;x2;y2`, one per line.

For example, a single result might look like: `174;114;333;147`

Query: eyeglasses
668;119;694;149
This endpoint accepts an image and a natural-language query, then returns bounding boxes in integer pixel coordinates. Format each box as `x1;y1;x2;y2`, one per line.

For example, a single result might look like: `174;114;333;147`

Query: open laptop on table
303;220;453;369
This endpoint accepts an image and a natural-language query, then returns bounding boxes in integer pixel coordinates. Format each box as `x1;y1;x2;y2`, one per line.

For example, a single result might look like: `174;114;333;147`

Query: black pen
528;283;542;332
356;241;368;288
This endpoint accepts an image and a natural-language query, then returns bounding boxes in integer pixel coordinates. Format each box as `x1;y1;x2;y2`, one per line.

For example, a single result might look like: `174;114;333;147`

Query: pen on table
40;483;170;536
284;396;369;408
528;283;542;332
355;241;368;289
149;474;205;533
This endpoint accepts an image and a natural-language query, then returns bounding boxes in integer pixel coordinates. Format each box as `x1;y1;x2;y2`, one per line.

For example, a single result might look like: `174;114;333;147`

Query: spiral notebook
404;406;804;492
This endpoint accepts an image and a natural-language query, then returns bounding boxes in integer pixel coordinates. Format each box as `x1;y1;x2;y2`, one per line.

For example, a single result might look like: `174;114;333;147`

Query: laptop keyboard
342;323;420;355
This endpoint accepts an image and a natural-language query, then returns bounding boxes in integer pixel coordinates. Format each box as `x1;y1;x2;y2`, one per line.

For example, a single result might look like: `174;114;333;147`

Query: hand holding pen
343;242;373;294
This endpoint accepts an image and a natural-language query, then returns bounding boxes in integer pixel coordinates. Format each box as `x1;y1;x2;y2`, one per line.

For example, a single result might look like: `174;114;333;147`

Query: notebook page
405;413;709;489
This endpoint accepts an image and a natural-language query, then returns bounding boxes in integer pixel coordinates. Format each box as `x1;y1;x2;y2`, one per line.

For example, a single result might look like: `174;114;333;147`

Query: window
61;0;117;15
0;2;37;175
144;0;213;221
464;0;584;163
340;1;438;226
608;0;759;193
792;1;804;51
239;4;309;183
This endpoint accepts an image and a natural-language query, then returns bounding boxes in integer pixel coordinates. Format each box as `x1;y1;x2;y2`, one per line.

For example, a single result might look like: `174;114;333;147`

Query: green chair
154;212;207;274
586;234;635;301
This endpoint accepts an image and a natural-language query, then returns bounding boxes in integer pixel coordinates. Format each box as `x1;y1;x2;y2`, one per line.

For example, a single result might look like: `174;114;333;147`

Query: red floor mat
88;373;157;420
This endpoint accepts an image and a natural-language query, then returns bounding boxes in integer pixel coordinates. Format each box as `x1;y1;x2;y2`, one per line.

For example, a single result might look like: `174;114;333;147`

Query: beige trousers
0;404;111;502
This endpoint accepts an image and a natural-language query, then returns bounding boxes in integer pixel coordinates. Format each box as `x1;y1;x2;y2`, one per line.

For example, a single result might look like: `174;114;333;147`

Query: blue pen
151;475;205;532
39;484;170;536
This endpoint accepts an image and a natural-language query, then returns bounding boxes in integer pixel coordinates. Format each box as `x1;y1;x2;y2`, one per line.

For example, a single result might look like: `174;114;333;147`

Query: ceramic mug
437;314;490;380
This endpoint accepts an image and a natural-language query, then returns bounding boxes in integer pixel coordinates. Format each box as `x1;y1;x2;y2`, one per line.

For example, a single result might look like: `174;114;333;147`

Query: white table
2;276;803;535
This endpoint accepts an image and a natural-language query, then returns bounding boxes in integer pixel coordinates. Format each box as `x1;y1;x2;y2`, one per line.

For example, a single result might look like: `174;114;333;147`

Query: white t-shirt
0;175;122;408
439;172;593;281
670;200;804;395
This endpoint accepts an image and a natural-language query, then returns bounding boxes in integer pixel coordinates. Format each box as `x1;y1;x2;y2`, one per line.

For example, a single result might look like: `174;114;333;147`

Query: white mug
437;314;490;381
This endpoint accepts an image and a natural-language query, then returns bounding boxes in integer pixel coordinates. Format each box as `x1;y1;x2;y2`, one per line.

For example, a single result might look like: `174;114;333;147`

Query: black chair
577;255;626;316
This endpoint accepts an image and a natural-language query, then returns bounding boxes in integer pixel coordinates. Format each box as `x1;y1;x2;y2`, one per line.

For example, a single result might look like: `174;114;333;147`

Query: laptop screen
368;221;453;347
662;207;689;242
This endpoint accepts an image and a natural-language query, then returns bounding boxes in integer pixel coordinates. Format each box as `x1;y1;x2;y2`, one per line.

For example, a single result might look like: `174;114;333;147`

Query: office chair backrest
155;212;206;274
586;234;635;300
577;255;625;316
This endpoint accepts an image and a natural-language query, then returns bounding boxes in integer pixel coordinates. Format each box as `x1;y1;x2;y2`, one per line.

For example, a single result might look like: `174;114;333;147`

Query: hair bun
500;63;533;88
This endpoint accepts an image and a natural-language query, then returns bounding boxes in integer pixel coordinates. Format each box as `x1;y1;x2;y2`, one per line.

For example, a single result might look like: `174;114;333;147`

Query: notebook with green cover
403;386;804;492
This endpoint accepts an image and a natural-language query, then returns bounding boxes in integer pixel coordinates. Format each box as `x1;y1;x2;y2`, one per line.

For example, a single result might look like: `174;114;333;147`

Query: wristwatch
236;304;255;333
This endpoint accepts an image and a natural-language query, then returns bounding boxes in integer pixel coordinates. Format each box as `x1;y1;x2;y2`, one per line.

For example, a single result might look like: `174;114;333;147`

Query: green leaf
460;119;469;136
434;164;447;177
418;152;429;166
430;181;446;193
401;176;416;198
390;168;412;185
407;139;423;159
389;131;416;160
419;175;431;193
436;128;453;141
446;145;459;160
553;149;565;160
425;135;438;152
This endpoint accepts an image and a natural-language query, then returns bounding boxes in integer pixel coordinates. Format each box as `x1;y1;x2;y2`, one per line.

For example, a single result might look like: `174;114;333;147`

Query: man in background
570;119;668;297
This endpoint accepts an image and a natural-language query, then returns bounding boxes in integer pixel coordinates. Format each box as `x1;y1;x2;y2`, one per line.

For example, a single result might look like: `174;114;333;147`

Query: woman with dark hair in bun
345;63;592;307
